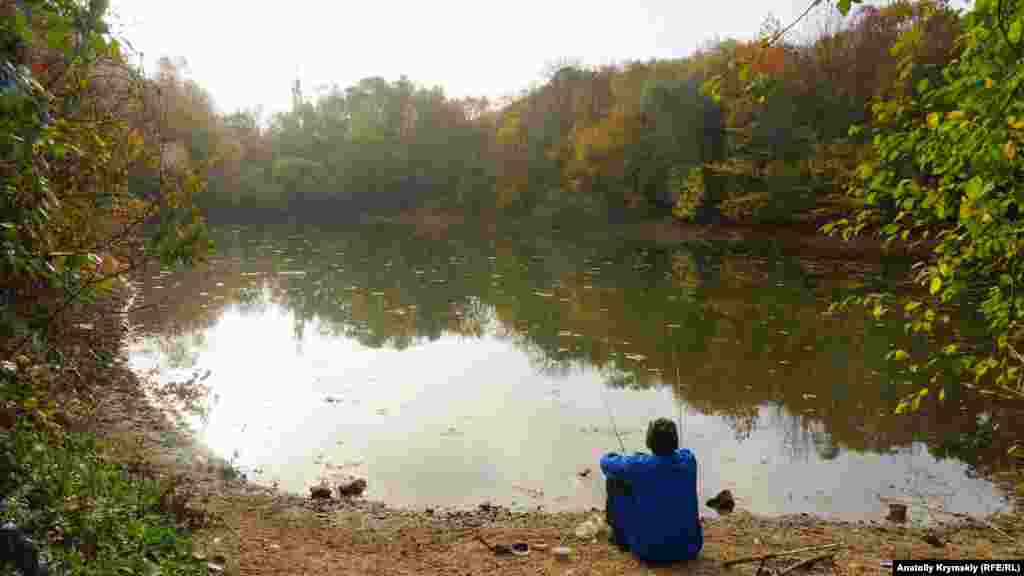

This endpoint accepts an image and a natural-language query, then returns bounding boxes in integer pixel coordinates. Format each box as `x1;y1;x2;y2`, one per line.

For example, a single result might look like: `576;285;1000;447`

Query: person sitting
599;418;703;563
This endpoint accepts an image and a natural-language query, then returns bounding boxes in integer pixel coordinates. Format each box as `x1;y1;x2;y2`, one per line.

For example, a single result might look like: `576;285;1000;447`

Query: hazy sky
105;0;967;118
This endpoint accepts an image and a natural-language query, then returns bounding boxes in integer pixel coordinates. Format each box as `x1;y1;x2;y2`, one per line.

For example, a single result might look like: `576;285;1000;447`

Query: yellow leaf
1005;141;1018;161
893;350;909;361
946;110;965;121
985;78;994;89
929;276;942;295
1010;117;1024;130
926;112;940;129
939;388;945;402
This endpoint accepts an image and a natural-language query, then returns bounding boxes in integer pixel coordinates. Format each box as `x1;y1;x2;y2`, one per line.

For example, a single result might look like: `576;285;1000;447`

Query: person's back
600;419;702;563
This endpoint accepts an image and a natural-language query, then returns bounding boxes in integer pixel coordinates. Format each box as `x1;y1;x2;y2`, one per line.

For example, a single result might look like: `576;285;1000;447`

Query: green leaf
46;28;66;51
837;0;854;16
929;277;942;295
1010;20;1022;44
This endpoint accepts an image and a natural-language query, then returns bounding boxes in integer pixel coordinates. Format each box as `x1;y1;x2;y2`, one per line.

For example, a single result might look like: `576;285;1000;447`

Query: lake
126;221;1018;522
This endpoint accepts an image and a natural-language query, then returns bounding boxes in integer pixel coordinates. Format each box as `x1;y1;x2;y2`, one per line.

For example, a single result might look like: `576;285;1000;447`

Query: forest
140;1;955;229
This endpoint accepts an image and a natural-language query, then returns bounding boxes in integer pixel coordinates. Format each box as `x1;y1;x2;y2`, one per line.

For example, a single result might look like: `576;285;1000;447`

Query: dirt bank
229;492;1022;576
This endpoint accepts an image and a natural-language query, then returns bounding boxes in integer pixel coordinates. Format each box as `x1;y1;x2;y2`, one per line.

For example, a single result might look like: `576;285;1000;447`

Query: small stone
923;531;945;548
552;546;572;561
310;485;332;500
337;477;368;497
887;503;908;523
706;490;736;513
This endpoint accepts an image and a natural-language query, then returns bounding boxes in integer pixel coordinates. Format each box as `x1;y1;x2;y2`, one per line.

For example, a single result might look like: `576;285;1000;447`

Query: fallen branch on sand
777;553;836;576
724;543;840;568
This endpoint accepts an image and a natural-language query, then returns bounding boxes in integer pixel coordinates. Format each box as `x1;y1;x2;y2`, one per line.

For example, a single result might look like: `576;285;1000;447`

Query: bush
0;406;206;575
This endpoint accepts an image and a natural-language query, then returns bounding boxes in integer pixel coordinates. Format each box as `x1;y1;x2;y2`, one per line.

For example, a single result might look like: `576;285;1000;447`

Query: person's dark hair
646;418;679;456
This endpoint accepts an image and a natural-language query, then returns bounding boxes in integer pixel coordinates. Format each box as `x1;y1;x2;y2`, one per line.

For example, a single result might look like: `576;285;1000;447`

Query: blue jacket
600;449;703;562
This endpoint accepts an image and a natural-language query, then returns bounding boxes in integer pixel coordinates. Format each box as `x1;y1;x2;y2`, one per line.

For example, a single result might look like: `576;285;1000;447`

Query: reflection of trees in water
134;226;1022;479
766;404;843;462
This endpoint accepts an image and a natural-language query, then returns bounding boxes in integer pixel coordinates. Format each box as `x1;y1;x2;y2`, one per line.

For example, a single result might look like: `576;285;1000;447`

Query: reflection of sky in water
129;299;1010;519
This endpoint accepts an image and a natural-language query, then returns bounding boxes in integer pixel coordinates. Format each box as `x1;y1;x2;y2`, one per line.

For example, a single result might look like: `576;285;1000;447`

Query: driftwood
724;543;840;568
875;495;1017;543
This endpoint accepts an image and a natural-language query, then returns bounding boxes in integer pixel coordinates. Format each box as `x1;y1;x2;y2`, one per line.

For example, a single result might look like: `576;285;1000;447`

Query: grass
0;364;208;576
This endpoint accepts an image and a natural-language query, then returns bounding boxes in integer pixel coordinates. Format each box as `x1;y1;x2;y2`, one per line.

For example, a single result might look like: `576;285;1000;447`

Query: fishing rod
600;385;627;453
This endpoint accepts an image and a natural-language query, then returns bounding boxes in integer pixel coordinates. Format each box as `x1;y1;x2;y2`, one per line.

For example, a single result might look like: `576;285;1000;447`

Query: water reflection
127;224;1018;520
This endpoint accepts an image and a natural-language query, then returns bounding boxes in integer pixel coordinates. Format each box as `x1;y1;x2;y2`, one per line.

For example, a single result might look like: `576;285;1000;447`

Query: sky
105;0;970;119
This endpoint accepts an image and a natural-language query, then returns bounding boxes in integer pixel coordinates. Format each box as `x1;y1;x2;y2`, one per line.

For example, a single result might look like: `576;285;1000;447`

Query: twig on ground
724;543;840;568
777;553;835;576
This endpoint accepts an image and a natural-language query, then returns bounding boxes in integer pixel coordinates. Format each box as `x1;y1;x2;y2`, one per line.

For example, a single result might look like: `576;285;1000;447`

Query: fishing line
675;347;699;500
600;385;627;453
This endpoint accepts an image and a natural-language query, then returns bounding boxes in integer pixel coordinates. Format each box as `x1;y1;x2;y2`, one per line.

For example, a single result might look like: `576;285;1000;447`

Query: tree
824;0;1024;456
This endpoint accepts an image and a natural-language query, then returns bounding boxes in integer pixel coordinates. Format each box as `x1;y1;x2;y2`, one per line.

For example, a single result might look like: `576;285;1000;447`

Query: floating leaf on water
279;271;306;276
558;330;573;337
666;323;681;329
533;291;554;298
802;393;817;400
624;353;647;361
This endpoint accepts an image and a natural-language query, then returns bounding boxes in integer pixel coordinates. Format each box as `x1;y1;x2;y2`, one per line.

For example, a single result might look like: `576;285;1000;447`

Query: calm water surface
127;223;1018;522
